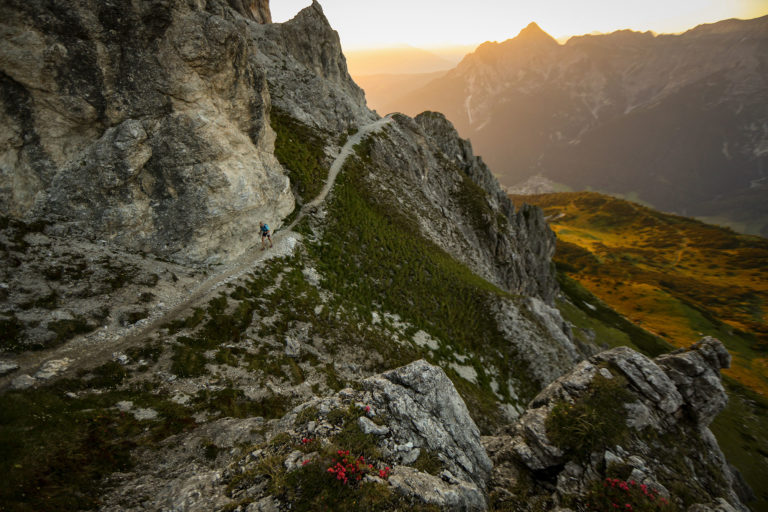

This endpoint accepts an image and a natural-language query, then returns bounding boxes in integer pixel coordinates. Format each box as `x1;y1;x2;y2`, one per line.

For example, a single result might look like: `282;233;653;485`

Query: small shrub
195;388;289;419
170;345;208;378
164;307;205;334
48;317;95;346
413;448;443;475
295;405;319;426
126;343;163;362
88;361;129;389
546;373;634;460
203;441;220;461
324;363;345;391
0;314;24;351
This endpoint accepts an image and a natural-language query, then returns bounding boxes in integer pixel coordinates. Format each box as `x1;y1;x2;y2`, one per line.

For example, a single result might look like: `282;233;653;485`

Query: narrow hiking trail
0;116;392;390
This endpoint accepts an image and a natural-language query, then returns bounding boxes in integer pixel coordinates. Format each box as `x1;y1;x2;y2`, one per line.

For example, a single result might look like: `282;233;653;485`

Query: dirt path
1;116;392;390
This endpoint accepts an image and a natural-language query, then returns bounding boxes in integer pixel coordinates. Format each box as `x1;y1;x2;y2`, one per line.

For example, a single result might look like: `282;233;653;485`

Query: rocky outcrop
100;360;493;511
485;337;749;511
362;360;493;488
0;0;293;264
248;0;375;133
267;361;491;510
360;111;558;303
414;111;558;302
493;297;581;388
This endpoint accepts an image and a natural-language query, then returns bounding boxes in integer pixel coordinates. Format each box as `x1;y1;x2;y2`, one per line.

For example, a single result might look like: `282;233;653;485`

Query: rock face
385;16;768;235
362;111;558;303
485;337;749;511
362;360;493;489
249;0;375;133
0;0;294;263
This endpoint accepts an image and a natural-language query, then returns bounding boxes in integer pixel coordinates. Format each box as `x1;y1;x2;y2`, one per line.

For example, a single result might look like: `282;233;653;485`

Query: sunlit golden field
511;192;768;396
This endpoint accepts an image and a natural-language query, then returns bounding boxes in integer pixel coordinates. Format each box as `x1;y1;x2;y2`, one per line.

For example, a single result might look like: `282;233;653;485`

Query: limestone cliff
249;0;375;132
0;0;292;264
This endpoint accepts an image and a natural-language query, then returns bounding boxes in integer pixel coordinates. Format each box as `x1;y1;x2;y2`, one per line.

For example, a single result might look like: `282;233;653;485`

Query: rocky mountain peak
515;21;558;46
464;21;558;67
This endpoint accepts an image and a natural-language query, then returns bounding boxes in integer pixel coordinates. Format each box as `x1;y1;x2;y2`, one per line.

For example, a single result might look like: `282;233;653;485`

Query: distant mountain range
375;17;768;236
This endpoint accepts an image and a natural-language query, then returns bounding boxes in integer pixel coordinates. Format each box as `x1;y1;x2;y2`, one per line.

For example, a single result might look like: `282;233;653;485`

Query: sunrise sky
271;0;768;49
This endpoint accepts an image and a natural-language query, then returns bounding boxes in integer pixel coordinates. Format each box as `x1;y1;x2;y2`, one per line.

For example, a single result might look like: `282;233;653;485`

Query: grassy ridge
511;191;768;395
512;191;768;511
307;137;541;427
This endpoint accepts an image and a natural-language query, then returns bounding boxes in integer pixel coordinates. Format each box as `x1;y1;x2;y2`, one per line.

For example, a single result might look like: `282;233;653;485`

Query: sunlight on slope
512;192;768;396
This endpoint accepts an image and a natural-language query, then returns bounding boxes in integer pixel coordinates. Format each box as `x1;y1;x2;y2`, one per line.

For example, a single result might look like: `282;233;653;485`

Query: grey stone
358;416;389;436
116;400;134;412
284;336;301;358
388;466;486;511
34;358;72;380
595;347;683;414
132;408;158;421
245;496;280;512
301;267;321;286
624;401;652;430
363;359;493;489
655;337;730;425
11;374;36;390
114;353;130;365
0;360;19;376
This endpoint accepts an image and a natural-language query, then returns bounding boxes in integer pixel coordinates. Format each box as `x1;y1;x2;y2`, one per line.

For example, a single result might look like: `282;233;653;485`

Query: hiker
260;221;273;250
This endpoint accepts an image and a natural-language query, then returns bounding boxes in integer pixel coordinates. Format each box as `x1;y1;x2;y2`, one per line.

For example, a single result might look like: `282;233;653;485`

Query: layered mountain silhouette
382;17;768;236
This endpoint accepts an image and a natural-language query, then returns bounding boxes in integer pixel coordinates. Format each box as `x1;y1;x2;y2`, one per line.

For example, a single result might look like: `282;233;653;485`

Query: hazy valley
369;17;768;236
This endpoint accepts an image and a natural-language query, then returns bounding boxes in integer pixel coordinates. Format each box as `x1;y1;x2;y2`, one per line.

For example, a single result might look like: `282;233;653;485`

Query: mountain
0;1;755;511
387;18;768;236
